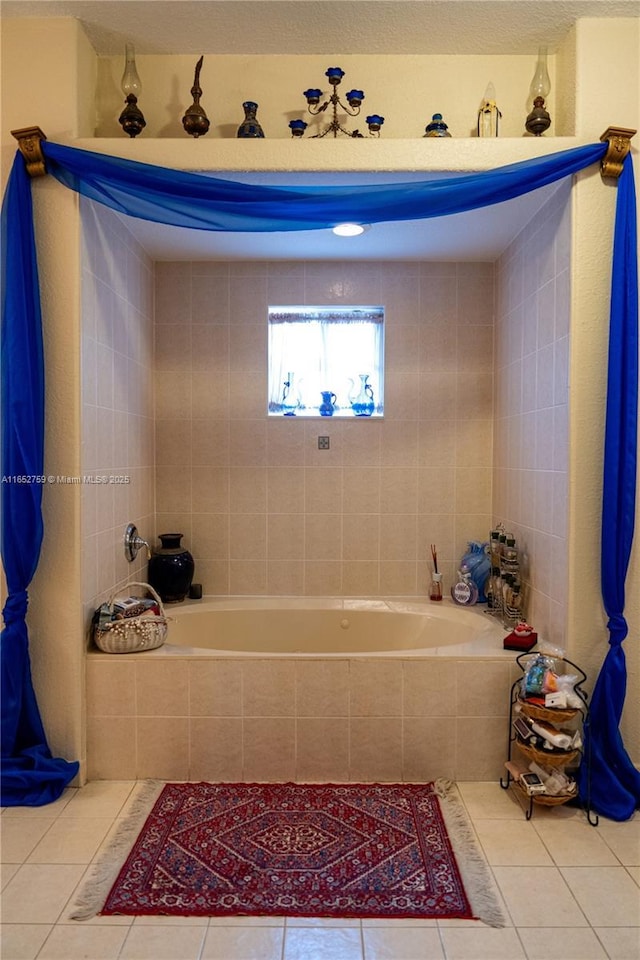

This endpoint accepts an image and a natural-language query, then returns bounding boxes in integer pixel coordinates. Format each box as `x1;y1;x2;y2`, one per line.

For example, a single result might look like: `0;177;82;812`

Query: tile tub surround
154;259;494;599
86;646;515;782
493;182;571;649
80;199;155;628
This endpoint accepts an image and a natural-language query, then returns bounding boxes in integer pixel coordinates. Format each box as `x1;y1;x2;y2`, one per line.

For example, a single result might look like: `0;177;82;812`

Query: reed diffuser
430;544;443;601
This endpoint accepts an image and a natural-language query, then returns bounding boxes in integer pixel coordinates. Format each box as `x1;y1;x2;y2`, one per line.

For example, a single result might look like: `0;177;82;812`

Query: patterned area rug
72;780;504;925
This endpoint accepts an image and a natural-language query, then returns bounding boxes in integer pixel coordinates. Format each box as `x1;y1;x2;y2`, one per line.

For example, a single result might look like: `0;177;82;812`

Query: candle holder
182;56;210;138
118;43;146;138
291;67;383;138
477;83;502;137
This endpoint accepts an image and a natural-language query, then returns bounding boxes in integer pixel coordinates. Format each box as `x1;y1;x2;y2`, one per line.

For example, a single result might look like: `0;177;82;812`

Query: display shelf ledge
68;136;586;174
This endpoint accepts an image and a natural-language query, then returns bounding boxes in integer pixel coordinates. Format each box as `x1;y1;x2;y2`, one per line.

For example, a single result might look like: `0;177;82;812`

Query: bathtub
157;597;510;657
86;597;517;783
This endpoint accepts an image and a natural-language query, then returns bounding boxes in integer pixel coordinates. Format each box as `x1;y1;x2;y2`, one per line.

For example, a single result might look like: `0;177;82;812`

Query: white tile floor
1;780;638;960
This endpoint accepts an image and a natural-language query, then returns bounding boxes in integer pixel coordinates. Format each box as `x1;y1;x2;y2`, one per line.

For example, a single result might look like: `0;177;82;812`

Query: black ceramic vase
148;533;194;603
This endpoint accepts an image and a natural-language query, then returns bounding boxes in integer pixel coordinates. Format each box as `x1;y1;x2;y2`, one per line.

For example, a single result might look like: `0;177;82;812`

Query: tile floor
1;780;638;960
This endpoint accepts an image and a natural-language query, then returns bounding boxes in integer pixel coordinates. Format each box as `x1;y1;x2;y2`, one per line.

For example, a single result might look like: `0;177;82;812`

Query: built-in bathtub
86;598;519;785
160;597;509;657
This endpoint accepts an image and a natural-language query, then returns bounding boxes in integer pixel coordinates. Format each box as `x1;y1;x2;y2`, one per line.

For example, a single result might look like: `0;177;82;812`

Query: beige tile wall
154;260;495;597
80;199;155;633
493;181;571;646
86;654;514;782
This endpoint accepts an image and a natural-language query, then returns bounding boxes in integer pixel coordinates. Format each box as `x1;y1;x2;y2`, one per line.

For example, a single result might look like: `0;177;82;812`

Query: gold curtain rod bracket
599;126;636;180
11;126;48;177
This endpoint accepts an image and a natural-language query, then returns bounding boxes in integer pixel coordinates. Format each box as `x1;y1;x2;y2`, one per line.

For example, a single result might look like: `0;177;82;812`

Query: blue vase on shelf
319;391;337;416
349;374;375;416
237;101;264;138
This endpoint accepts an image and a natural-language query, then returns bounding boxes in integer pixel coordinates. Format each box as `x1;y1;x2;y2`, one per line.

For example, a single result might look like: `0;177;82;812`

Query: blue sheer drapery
1;138;637;815
1;155;79;804
41;140;607;232
578;154;640;821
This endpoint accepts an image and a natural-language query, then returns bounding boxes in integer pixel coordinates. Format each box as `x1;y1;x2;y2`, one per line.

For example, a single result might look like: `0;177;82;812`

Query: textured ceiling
2;0;638;55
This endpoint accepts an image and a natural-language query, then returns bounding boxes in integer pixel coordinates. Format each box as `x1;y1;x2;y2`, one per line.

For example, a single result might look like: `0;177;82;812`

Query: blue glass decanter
281;373;301;415
350;374;375;416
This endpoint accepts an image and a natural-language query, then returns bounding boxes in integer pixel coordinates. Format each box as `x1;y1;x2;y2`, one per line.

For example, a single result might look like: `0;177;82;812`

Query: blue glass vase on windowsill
281;372;301;415
319;391;337;416
350;374;375;416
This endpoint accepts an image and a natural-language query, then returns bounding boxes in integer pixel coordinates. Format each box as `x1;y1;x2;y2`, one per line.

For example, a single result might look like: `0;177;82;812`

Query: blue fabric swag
578;154;640;821
1;138;637;816
1;154;79;804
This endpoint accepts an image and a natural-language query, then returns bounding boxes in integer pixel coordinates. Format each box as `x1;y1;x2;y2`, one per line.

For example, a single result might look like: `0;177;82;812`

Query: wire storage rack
500;651;599;825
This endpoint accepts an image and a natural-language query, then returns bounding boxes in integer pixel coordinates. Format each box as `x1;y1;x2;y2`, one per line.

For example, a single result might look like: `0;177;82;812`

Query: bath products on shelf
451;570;478;605
488;525;526;627
148;532;195;603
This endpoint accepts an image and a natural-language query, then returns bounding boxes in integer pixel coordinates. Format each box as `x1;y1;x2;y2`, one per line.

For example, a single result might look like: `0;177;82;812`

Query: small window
268;306;384;417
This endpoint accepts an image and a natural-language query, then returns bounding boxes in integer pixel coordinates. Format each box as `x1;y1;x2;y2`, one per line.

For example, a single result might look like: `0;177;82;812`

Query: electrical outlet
318;436;330;450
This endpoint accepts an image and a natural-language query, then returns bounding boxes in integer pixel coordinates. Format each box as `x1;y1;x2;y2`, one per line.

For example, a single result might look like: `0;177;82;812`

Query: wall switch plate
318;436;330;449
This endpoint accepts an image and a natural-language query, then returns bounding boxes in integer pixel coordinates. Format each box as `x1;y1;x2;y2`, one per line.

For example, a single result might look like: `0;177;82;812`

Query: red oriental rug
72;780;504;925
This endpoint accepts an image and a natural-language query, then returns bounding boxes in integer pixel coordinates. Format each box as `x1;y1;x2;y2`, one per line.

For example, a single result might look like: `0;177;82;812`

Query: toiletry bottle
451;569;479;605
430;572;443;601
503;536;519;574
489;529;501;569
504;582;523;627
489;565;502;616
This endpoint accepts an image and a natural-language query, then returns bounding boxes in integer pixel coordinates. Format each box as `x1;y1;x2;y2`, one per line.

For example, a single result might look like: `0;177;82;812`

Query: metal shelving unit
500;652;598;825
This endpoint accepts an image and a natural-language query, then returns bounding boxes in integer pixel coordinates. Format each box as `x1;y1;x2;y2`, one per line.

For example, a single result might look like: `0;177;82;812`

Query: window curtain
268;309;383;413
1;138;638;817
1;154;80;804
578;154;640;821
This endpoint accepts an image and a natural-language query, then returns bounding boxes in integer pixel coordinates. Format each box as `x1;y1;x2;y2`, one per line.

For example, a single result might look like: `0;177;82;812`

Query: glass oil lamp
118;43;146;138
525;47;551;136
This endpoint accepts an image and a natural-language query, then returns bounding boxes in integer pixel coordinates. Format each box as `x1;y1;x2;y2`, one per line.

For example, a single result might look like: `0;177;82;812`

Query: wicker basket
94;582;168;654
517;698;580;724
514;781;575;806
515;738;580;768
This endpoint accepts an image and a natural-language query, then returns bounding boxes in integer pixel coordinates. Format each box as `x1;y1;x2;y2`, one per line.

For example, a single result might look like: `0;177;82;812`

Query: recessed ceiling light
332;223;370;237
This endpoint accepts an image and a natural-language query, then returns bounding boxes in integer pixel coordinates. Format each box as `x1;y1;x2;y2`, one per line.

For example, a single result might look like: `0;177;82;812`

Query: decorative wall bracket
11;126;47;177
599;126;636;180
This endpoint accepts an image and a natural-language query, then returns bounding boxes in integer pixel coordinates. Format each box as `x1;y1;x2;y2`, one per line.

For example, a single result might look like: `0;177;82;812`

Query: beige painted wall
568;19;640;760
2;15;638;772
95;53;557;140
1;19;97;778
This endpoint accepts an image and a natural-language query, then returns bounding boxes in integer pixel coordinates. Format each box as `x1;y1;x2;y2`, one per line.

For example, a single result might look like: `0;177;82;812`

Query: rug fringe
70;780;164;921
433;778;506;928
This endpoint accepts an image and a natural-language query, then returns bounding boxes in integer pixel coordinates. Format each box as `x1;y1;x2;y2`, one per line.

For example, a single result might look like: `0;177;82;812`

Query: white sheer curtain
268;308;384;416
